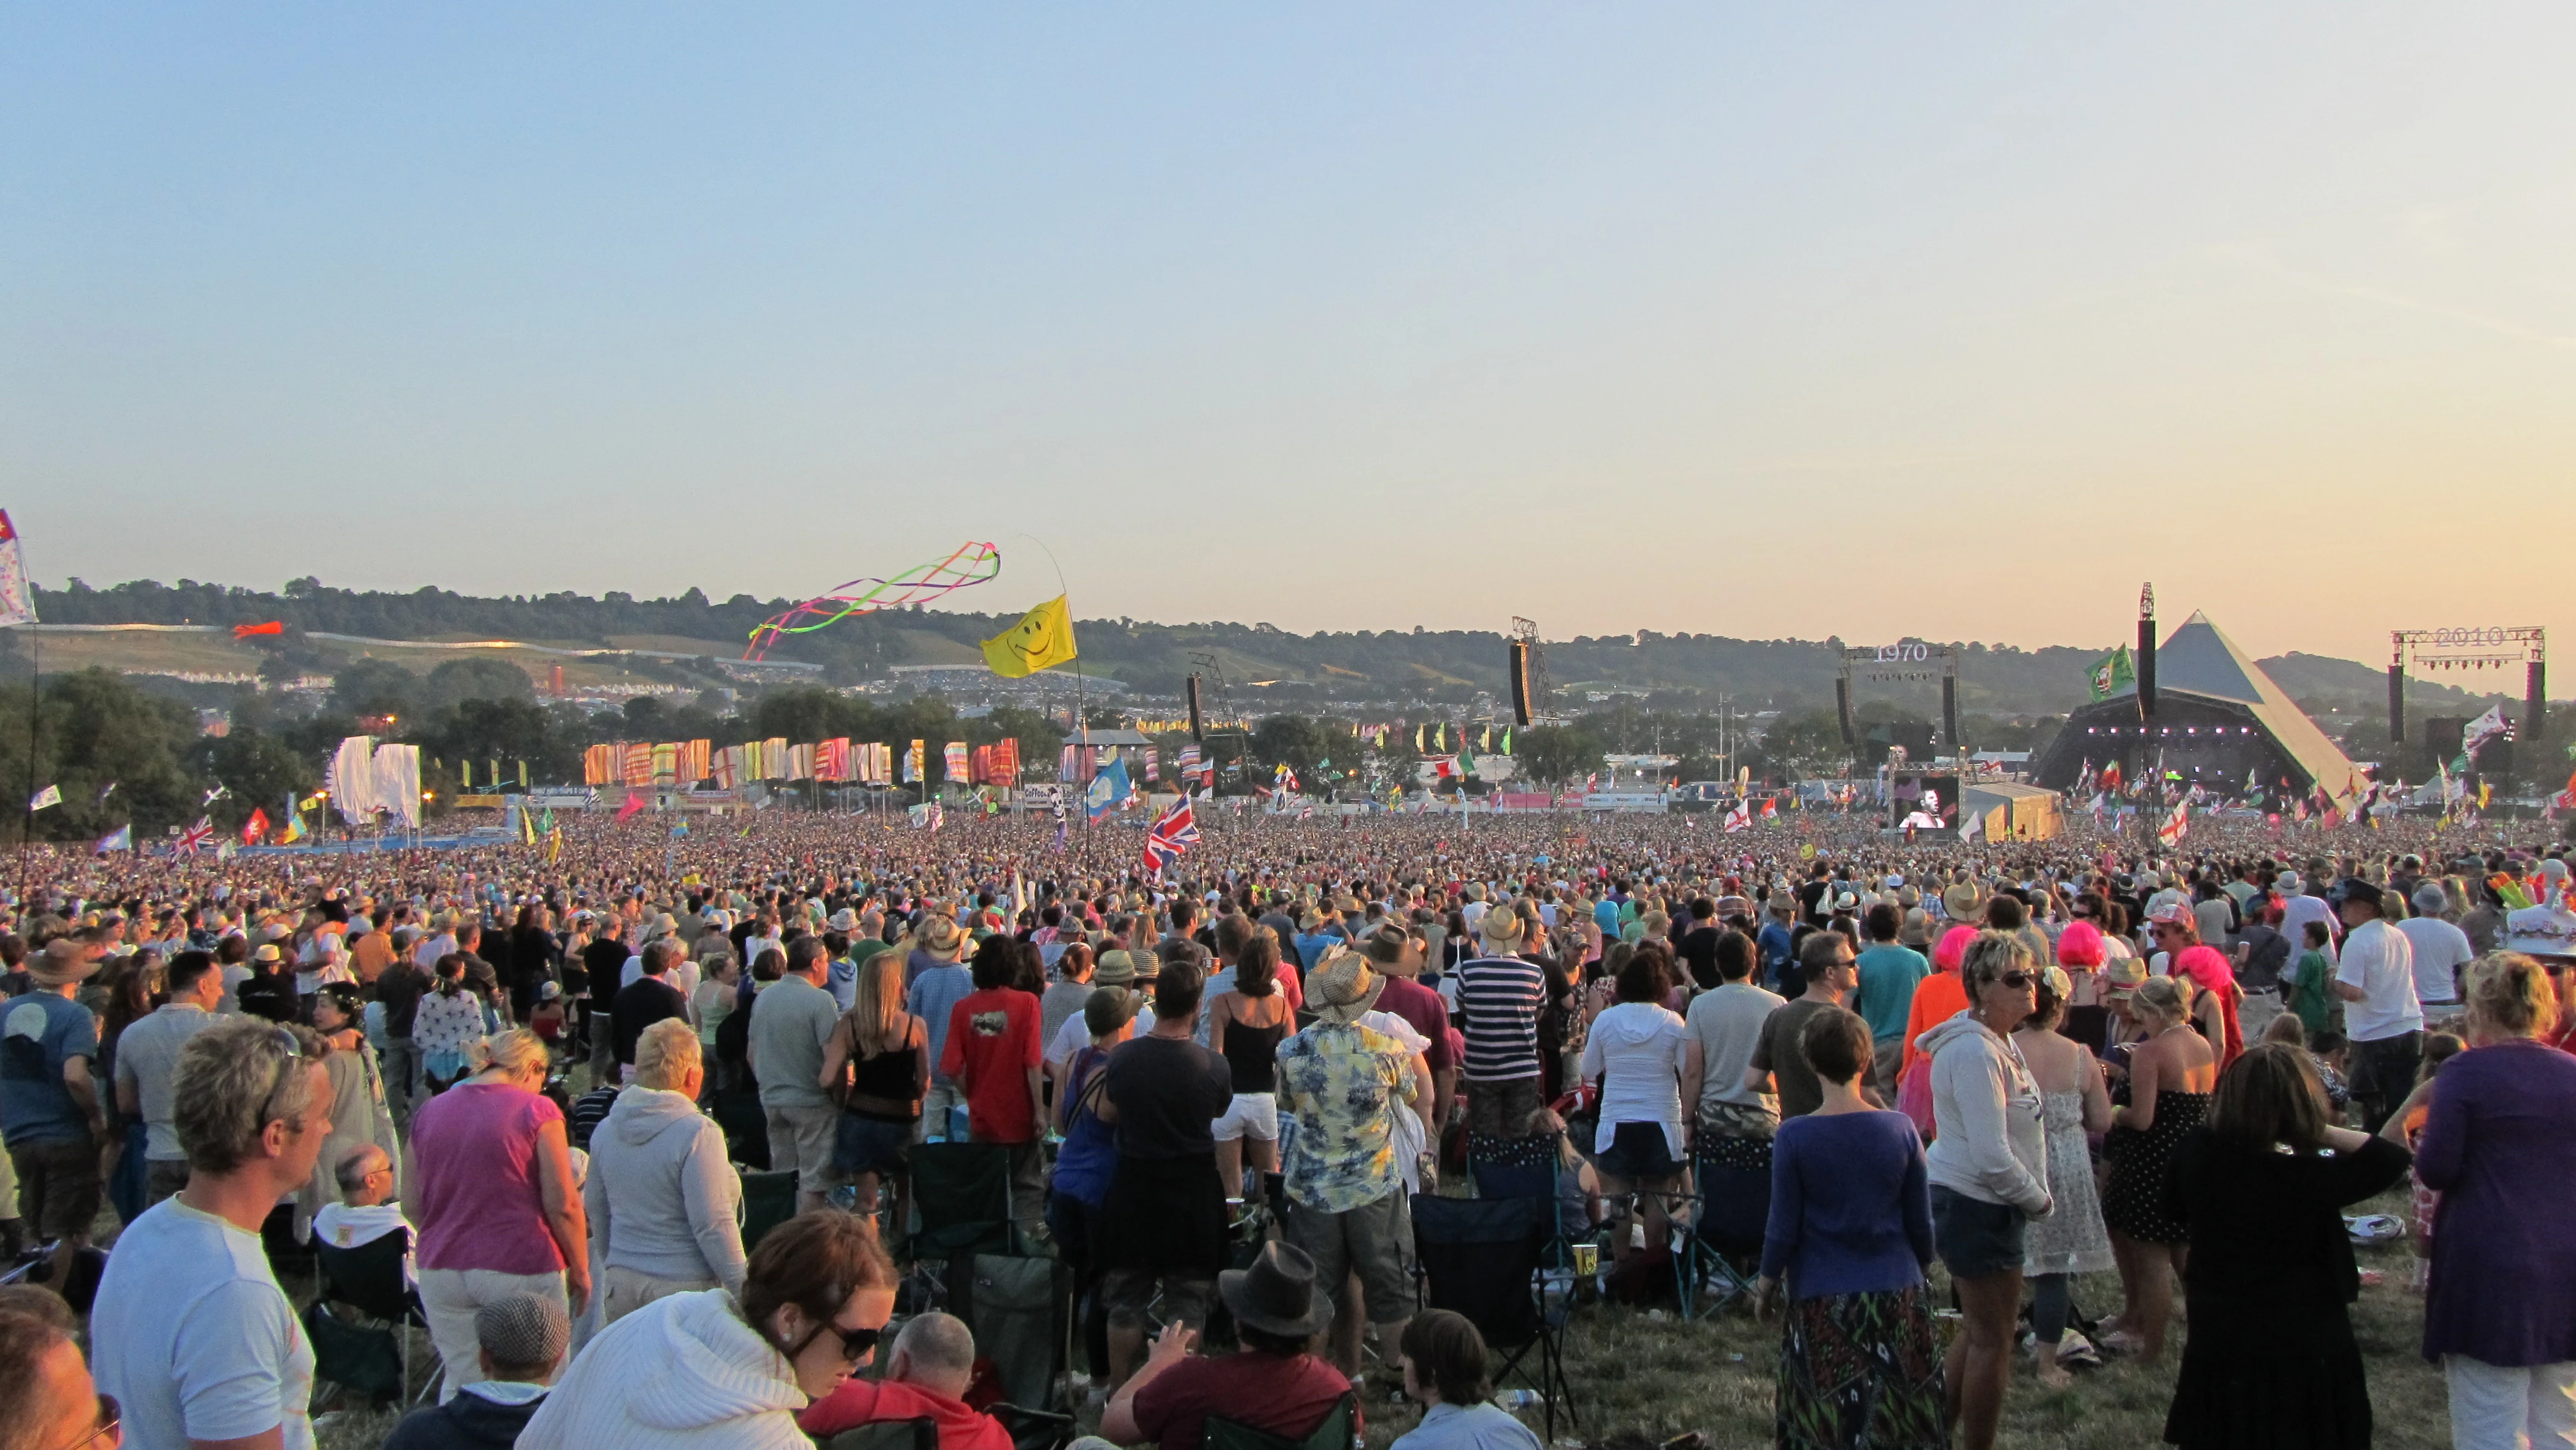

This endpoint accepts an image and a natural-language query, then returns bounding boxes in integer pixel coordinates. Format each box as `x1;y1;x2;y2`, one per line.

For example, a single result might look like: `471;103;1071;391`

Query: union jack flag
174;816;214;854
1141;798;1200;874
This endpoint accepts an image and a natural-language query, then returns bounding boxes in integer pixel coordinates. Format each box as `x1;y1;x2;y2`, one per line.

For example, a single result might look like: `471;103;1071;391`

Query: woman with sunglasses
1918;932;2052;1450
521;1207;898;1449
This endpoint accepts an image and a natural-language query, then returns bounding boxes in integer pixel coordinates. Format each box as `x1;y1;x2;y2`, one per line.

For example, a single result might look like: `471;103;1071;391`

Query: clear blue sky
4;4;2570;665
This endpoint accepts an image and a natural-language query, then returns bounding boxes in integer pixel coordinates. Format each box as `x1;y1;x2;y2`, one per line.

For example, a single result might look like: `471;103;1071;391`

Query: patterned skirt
1777;1284;1947;1450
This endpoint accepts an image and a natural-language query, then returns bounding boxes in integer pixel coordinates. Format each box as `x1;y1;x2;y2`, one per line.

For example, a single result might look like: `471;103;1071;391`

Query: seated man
381;1290;569;1450
312;1144;413;1249
1096;1242;1353;1450
0;1286;118;1450
799;1311;1012;1450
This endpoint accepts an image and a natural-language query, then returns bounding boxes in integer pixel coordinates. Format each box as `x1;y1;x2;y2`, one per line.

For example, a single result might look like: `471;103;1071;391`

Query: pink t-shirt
410;1080;566;1275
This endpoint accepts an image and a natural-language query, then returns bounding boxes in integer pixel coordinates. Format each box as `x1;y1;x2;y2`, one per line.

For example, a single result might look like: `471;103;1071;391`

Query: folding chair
1469;1139;1581;1270
1412;1195;1577;1440
738;1168;801;1255
825;1417;938;1450
312;1230;432;1407
1674;1144;1771;1321
989;1402;1078;1450
1205;1390;1359;1450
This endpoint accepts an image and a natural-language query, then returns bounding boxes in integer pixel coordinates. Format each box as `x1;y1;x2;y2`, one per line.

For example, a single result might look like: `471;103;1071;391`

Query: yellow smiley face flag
982;595;1078;678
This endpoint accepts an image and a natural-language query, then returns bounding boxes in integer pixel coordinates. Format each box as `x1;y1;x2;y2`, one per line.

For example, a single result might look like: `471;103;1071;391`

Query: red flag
232;621;284;638
240;807;270;844
616;789;646;823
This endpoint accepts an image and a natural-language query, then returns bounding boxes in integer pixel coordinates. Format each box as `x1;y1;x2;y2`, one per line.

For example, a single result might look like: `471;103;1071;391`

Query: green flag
2087;645;2137;702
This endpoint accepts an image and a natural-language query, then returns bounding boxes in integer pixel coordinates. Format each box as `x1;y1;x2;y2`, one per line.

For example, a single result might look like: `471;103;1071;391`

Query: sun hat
919;915;965;962
1478;909;1524;949
29;940;98;987
1091;949;1137;987
252;943;284;965
1218;1241;1335;1338
828;908;859;933
1306;949;1387;1025
2503;901;2576;961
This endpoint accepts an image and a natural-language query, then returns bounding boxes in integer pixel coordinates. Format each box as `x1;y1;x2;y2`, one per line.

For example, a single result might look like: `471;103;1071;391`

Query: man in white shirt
113;950;223;1207
2278;876;2338;965
94;1018;335;1450
2395;885;2475;1020
2329;879;2420;1135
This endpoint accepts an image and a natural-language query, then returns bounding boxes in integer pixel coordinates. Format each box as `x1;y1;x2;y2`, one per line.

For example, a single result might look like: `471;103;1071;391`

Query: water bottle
1498;1390;1544;1412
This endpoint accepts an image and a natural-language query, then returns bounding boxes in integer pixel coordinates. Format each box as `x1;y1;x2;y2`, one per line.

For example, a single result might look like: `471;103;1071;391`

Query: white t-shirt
92;1198;317;1450
2280;896;2339;963
2395;917;2475;1006
2335;918;2423;1043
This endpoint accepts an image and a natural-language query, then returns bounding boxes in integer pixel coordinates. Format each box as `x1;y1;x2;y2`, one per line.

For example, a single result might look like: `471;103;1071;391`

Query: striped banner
765;738;791;781
621;742;653;787
583;744;616;786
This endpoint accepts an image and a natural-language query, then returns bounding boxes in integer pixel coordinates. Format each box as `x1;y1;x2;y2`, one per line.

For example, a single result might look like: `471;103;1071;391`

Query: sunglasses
48;1393;119;1450
1993;971;2035;990
257;1027;306;1127
794;1318;884;1364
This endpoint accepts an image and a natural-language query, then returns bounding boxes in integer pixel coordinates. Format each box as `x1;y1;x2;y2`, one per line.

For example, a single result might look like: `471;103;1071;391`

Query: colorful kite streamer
744;541;1002;660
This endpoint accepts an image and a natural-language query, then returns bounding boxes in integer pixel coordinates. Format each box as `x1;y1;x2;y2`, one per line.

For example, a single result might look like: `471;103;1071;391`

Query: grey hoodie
1917;1011;2053;1217
586;1086;748;1291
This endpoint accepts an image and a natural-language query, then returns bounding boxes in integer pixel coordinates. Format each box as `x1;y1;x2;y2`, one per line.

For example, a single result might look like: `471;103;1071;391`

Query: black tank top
1221;1011;1287;1094
845;1032;922;1123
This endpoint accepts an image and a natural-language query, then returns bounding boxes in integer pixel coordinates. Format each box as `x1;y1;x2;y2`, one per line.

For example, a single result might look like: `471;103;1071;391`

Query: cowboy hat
28;939;98;987
1476;909;1524;949
918;915;965;961
1306;949;1386;1025
1218;1241;1334;1337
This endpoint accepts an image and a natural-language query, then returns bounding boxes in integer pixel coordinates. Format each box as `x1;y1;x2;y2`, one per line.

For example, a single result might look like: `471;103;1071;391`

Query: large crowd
1;802;2572;1450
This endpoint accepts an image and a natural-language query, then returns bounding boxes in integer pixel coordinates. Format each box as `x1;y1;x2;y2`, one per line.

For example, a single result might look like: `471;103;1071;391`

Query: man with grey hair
380;1291;569;1450
2396;882;2475;1025
798;1310;1011;1450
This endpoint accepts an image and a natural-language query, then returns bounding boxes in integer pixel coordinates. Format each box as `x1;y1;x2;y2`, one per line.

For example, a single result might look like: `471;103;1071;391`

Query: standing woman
1578;943;1701;1269
409;1028;590;1399
1916;931;2051;1450
2098;976;2216;1361
414;953;490;1095
2416;953;2576;1449
2012;967;2115;1385
2159;1044;2410;1449
1757;1007;1943;1450
819;952;927;1237
298;982;403;1239
1205;930;1290;1203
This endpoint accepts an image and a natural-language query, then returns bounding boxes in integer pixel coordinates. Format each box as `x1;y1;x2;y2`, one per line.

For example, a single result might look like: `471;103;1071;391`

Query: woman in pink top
408;1028;590;1400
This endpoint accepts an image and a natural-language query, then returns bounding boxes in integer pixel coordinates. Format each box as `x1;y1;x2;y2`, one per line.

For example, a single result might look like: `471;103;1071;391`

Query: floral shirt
1275;1021;1417;1213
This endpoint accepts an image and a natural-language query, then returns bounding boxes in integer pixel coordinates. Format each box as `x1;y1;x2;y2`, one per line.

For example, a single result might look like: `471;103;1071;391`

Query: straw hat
1306;949;1386;1025
918;915;965;962
1477;909;1524;950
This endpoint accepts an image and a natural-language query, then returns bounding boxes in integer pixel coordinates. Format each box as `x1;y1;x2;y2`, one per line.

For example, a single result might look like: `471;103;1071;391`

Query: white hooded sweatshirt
1917;1011;2053;1217
518;1287;810;1450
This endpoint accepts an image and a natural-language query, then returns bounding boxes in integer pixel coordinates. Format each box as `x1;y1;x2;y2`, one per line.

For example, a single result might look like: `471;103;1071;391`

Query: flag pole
1015;534;1090;837
19;623;37;905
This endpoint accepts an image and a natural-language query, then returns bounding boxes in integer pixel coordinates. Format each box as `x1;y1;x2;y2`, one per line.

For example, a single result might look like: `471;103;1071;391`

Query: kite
744;541;1002;660
233;621;285;638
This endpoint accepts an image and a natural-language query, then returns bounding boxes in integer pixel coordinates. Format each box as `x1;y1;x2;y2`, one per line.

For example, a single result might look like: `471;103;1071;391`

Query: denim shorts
1595;1120;1682;1182
834;1113;915;1179
1931;1185;2027;1279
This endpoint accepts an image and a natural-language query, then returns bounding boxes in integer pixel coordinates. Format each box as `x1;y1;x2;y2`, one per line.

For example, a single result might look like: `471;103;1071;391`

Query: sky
4;4;2572;668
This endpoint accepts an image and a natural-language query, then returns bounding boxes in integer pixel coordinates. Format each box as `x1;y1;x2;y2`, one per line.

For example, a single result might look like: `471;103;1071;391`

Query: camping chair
1674;1144;1771;1321
1469;1140;1581;1271
990;1402;1078;1450
1204;1391;1360;1450
1412;1195;1577;1440
311;1229;432;1408
738;1167;801;1255
824;1417;938;1450
905;1142;1064;1405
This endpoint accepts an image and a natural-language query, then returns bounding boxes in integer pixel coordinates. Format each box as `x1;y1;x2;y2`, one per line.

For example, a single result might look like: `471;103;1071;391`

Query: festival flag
241;807;270;844
279;804;305;844
231;620;284;638
583;744;616;786
906;740;926;785
992;738;1020;783
652;743;679;783
1142;797;1200;874
1760;797;1778;820
980;596;1078;678
680;739;710;785
1500;729;1513;755
1087;757;1134;820
0;511;36;628
943;741;969;783
818;738;850;782
908;802;944;831
2087;645;2136;702
521;805;536;844
174;817;213;854
27;784;59;811
764;738;791;780
2159;798;2190;845
548;823;562;863
1142;746;1158;783
1414;724;1426;752
1273;763;1300;793
1723;802;1751;833
714;745;744;789
789;743;816;781
617;789;646;823
94;824;131;853
621;742;653;787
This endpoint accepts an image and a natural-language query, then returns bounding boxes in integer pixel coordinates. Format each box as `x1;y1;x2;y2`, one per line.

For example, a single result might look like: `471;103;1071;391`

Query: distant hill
18;576;2542;720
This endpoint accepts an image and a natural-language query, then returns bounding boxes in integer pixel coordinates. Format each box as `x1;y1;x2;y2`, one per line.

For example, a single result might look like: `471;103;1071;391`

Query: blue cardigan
1759;1108;1936;1299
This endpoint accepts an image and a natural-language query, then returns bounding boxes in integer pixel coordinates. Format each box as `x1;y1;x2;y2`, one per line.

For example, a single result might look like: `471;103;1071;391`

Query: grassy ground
311;1191;2448;1450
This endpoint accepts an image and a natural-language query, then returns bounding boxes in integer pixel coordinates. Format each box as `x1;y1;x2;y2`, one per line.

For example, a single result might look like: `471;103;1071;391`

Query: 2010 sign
2425;627;2513;650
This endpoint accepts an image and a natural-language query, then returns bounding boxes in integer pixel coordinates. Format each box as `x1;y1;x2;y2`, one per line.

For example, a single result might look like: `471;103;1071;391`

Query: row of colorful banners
580;738;1023;789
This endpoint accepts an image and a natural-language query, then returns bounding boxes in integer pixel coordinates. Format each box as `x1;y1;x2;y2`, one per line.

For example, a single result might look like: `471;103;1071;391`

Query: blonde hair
2465;952;2559;1040
2132;975;2193;1028
467;1028;550;1080
1959;929;2034;993
174;1019;333;1175
851;950;908;1057
633;1018;702;1090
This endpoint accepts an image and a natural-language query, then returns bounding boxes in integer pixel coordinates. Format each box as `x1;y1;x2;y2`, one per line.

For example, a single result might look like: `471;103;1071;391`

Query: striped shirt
1456;954;1547;1082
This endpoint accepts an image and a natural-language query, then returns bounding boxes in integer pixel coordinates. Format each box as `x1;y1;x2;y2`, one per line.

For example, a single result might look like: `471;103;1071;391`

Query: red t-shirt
1131;1351;1353;1450
940;987;1041;1143
1372;975;1454;1076
798;1377;1014;1450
